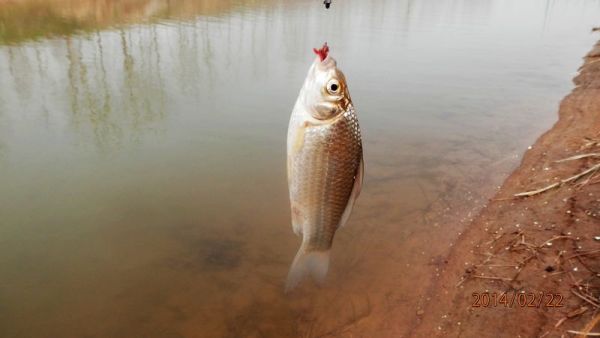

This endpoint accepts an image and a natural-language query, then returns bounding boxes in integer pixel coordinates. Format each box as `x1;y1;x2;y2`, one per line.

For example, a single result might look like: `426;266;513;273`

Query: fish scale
294;109;361;249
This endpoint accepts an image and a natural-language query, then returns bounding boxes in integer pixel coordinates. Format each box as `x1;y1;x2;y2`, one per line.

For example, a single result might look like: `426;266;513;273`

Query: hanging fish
286;43;363;291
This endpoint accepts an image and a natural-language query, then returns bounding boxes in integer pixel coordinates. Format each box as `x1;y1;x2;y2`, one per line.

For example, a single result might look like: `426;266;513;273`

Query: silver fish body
286;44;363;291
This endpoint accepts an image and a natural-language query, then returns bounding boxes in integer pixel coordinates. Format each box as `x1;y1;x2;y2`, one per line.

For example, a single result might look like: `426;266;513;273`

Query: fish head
300;43;351;120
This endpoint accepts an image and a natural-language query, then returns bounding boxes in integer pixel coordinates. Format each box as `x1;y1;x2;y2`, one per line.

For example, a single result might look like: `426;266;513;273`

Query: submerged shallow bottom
0;130;535;337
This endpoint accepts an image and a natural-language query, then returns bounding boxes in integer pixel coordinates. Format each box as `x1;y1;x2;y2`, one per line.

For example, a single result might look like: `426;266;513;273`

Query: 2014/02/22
472;292;564;308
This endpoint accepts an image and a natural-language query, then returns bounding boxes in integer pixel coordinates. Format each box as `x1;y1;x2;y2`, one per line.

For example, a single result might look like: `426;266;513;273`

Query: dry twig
471;275;512;282
568;249;600;259
568;330;600;336
571;288;600;308
556;153;600;162
573;314;600;338
515;163;600;197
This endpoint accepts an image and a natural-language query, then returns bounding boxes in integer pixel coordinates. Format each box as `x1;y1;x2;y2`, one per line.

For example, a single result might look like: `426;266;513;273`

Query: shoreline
410;38;600;337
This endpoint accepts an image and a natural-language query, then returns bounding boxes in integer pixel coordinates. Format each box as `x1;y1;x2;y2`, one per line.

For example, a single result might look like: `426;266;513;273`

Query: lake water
1;0;599;336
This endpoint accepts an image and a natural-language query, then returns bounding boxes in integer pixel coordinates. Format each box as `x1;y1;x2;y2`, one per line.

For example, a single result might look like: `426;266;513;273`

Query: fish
285;43;363;291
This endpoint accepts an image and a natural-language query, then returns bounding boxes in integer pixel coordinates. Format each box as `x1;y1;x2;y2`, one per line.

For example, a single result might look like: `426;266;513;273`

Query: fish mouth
316;57;336;70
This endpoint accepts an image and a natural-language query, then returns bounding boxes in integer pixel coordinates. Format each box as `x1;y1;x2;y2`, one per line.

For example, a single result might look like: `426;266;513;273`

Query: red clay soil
409;40;600;337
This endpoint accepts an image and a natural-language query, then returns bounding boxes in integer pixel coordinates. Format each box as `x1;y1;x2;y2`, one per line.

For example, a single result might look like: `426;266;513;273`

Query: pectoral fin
288;124;306;179
292;125;306;154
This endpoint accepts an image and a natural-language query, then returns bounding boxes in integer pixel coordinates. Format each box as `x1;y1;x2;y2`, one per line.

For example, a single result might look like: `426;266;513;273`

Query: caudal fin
285;248;330;292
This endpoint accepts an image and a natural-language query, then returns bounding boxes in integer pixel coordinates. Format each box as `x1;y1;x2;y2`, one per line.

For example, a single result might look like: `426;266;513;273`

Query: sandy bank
410;39;600;337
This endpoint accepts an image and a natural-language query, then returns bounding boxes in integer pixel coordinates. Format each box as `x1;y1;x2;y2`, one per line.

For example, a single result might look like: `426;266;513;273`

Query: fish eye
326;79;340;94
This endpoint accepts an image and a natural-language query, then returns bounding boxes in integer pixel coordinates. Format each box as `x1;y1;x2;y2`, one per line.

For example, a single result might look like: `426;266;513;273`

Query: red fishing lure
313;42;329;61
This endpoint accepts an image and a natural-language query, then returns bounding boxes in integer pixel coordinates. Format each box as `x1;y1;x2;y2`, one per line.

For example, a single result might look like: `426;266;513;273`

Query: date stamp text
471;292;563;308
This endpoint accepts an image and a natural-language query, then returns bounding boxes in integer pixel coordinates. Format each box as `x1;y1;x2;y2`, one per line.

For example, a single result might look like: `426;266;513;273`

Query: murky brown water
1;0;599;337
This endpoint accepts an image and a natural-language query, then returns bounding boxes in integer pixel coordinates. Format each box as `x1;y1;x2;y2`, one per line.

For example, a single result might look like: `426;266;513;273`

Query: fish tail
285;247;330;292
